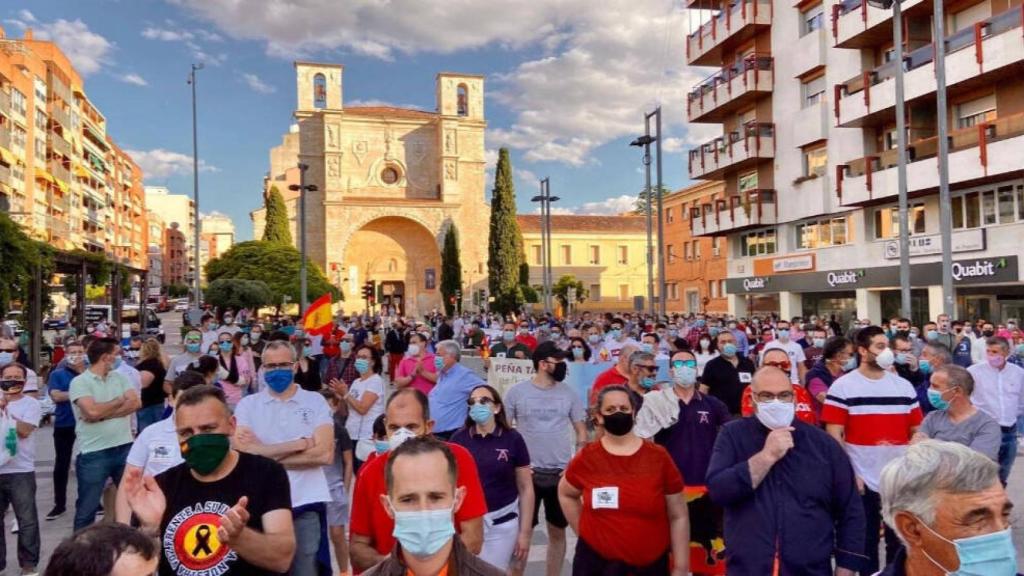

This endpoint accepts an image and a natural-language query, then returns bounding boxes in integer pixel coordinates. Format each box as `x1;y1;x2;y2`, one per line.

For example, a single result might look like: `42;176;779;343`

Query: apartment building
164;222;189;288
0;26;147;270
147;210;165;296
145;186;196;286
663;181;729;314
199;211;236;282
684;0;1024;325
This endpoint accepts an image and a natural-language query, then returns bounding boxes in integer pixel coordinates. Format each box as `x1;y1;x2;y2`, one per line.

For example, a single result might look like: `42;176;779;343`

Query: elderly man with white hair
429;339;484;440
877;440;1018;576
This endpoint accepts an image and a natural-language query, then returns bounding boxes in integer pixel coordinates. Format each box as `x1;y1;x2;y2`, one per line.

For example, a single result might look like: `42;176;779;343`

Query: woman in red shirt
558;385;689;576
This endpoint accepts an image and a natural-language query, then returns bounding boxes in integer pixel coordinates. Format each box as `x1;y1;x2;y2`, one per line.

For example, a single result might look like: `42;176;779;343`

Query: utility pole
893;0;912;318
532;179;559;315
651;107;666;318
289;164;317;315
188;63;204;310
933;0;955;317
631;126;656;317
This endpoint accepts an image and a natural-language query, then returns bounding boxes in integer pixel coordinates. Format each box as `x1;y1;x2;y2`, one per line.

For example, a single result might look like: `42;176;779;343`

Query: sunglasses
467;397;495;406
672;360;698;369
764;360;792;372
637;365;658;373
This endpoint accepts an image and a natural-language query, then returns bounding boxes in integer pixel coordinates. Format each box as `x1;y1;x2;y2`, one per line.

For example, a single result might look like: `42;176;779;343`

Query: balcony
688;122;775;180
837;113;1024;205
48;106;71;131
688;55;773;123
0;164;10;183
48;160;72;187
687;0;773;66
0;128;10;151
691;190;778;236
793;100;829;147
831;0;927;49
48;133;72;158
0;89;10;113
835;6;1024;127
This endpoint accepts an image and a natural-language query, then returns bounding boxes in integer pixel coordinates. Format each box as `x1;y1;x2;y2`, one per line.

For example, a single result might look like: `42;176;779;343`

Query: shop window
802;74;826;108
797;217;849;249
740;228;777;257
956;94;996;129
801;2;825;35
873;203;925;239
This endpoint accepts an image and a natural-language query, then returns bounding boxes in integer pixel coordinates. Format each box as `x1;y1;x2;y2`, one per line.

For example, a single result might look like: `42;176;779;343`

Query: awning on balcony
73;163;90;178
33;167;54;184
0;146;15;166
54;178;69;194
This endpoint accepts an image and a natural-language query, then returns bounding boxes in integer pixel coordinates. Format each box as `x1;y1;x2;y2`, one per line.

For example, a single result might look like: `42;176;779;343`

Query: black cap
532;341;568;364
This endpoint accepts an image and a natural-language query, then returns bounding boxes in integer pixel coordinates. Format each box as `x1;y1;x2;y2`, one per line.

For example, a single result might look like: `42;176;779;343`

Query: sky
5;0;720;240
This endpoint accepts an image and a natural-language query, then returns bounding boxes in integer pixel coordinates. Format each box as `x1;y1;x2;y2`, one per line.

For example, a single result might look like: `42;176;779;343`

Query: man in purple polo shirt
635;349;730;573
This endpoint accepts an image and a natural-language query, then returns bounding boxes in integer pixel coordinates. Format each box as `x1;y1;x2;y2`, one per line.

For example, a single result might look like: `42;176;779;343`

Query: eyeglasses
764;360;792;372
637;365;658;373
0;348;16;353
754;391;795;403
467;397;495;406
263;362;293;370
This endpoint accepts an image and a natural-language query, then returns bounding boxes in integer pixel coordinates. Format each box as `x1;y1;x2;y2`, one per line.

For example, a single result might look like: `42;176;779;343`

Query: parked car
174;300;189;312
123;305;165;343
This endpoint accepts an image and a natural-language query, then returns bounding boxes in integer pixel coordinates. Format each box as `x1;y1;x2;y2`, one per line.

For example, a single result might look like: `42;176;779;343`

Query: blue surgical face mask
588;334;601;344
709;327;721;338
186;342;202;354
572;347;584;359
916;520;1017;576
340;341;352;353
895;353;910;366
503;330;515;341
843;356;858;371
264;368;293;393
926;330;939;341
469;403;493;424
813;338;826;349
208;322;219;331
776;329;790;340
390;505;456;558
641;343;654;354
354;358;370;374
672;365;697;388
927;387;951;410
721;343;737;357
0;352;12;364
610;328;622;339
434;356;445;371
919;359;933;374
640;376;656;390
374;440;390;455
219;341;233;353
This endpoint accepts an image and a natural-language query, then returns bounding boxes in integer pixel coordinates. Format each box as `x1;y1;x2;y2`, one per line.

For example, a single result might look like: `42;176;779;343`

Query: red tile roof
516;214;647;234
344;106;437;120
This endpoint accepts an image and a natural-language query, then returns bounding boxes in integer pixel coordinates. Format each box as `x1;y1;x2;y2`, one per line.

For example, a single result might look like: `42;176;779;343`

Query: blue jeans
136;404;166;433
73;444;131;531
0;473;40;571
998;428;1018;486
290;508;324;576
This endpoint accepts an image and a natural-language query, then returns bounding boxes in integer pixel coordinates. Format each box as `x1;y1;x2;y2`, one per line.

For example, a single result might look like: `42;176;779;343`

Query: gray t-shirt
920;409;1001;461
505;378;586;470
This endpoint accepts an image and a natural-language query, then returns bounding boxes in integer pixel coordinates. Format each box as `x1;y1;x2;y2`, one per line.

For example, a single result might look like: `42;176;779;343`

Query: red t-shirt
349;442;487;572
739;384;818;425
515;333;538;352
589;365;630;407
565;440;684;567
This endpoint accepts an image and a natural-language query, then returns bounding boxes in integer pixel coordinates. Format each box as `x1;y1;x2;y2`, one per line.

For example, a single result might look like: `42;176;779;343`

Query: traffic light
362;281;376;302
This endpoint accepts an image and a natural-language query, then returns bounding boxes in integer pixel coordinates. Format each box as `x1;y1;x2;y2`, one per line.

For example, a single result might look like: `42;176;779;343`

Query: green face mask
181;433;231;476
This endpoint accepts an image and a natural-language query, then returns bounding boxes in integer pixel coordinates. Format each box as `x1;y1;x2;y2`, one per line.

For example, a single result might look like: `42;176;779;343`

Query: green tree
487;148;523;314
206;240;338;311
262;186;293;245
204;278;275;312
166;284;190;298
553;275;588;309
633;185;672;215
440;224;462;316
0;213;51;315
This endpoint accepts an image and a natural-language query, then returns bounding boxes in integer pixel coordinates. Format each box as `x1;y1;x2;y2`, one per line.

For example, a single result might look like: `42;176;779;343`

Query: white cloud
347;99;424;110
141;23;226;65
241;73;275;94
118;73;148;87
535;194;639;215
125;148;219;179
142;26;193;42
514;168;539;185
8;15;114;76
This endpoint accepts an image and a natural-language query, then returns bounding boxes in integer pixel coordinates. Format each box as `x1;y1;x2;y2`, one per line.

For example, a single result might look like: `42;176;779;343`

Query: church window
381;166;400;185
313;74;327;109
457;84;468;116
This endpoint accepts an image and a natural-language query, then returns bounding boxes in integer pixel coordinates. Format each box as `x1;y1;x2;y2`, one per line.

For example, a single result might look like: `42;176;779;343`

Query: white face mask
672;365;698;388
407;344;421;356
699;339;710;350
874;347;896;370
388;427;418;451
755;400;795;430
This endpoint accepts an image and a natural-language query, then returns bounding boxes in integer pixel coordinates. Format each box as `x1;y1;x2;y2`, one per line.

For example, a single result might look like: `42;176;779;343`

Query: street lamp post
289;164;317;315
630;131;657;317
932;0;955;317
531;179;559;315
188;63;203;310
651;107;666;318
869;0;912;318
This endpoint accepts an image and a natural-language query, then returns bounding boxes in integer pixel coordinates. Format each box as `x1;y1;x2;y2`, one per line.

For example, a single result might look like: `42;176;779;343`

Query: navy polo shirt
450;425;531;511
47;365;80;429
654;392;731;486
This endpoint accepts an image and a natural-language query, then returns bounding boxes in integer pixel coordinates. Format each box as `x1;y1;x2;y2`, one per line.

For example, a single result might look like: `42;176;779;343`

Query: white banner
486;358;536;396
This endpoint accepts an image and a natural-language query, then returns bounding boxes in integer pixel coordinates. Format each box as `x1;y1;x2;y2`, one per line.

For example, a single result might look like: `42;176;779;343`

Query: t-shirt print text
165;501;238;576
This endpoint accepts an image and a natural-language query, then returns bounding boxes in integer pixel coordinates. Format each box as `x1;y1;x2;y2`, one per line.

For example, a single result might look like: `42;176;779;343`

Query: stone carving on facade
326;124;340;150
352;140;369;165
444;159;457;181
326;154;342;188
444;130;456;154
384;128;395;161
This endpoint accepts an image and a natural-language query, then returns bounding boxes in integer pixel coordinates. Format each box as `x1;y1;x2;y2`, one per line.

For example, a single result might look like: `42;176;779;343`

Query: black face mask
550;362;567;383
895;330;910;339
602;411;634;436
983;330;995;337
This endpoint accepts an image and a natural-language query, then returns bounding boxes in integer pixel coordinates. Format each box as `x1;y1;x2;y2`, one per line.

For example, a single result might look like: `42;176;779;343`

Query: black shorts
532;470;568;529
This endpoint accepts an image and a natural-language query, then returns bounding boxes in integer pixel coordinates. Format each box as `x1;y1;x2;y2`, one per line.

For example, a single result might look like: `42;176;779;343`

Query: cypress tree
440;224;462;316
487;148;523;314
262;186;293;245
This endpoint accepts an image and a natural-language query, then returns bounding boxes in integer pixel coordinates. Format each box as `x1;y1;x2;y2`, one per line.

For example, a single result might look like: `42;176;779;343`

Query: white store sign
883;229;985;259
772;254;815;273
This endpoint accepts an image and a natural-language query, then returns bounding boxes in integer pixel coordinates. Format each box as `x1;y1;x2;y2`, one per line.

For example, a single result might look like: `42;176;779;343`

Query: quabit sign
726;256;1019;293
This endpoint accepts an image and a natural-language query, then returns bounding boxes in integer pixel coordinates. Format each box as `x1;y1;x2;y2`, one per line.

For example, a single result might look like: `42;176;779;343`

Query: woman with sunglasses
741;348;818;425
559;385;689;576
635;350;731;575
293;336;322;392
450;385;534;574
567;337;591;363
214;331;254;408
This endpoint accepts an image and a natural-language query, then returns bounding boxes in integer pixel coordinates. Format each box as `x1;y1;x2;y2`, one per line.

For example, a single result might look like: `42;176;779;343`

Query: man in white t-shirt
0;362;42;575
604;317;639;360
760;320;806;384
233;340;335;576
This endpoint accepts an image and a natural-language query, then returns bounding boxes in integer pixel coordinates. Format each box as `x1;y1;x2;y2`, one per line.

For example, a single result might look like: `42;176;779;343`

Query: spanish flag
302;293;334;337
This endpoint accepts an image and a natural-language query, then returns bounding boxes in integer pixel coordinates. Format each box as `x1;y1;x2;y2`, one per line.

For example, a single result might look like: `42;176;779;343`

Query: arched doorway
342;216;442;317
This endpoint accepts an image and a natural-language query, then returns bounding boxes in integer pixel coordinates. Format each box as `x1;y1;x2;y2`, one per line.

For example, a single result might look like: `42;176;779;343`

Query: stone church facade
252;62;490;317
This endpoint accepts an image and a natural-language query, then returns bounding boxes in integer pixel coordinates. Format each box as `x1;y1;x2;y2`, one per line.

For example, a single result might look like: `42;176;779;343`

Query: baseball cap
532;341;568;364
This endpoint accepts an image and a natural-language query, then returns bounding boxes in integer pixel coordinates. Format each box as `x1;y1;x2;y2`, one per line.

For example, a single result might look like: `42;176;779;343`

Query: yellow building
517;214;650;312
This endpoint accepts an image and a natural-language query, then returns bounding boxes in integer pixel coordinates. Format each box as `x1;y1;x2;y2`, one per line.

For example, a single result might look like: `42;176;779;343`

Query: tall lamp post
188;63;203;310
531;179;559;315
868;0;912;318
631;130;657;317
289;163;318;315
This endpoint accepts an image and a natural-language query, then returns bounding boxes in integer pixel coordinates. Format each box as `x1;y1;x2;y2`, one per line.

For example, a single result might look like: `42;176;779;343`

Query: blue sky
6;0;719;240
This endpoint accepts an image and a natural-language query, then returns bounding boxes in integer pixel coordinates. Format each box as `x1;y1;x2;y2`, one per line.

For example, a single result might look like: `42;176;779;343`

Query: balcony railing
48;105;71;131
48;160;72;186
690;189;778;235
835;5;1024;124
48;133;72;158
0;128;10;151
688;122;775;180
0;90;10;114
837;112;1024;203
688;54;773;122
687;0;773;65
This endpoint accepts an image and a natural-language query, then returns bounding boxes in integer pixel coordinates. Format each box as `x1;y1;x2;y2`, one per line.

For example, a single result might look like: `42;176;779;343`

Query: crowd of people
0;306;1018;575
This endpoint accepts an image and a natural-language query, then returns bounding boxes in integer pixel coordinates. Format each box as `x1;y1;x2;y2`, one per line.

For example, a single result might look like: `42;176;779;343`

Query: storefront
727;256;1021;323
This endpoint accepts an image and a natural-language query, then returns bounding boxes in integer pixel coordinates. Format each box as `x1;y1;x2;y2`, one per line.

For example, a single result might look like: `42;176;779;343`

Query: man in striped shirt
823;325;922;575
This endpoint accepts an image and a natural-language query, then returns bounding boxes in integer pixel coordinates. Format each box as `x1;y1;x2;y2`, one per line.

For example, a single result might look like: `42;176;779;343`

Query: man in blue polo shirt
45;339;85;521
429;339;484;440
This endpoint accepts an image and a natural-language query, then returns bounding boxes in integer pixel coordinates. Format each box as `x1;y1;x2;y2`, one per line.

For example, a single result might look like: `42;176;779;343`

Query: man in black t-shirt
701;330;756;416
122;385;296;575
